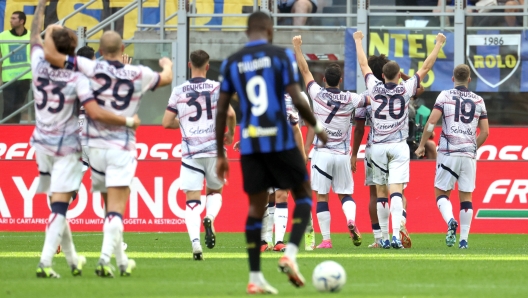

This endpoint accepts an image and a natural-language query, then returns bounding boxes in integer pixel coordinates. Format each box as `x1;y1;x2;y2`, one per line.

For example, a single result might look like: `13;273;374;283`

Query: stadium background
0;0;526;234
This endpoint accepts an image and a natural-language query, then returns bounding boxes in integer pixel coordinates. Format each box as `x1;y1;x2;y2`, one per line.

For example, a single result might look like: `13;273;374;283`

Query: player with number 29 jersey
167;77;220;158
30;44;92;156
365;74;419;144
73;56;160;151
434;86;487;159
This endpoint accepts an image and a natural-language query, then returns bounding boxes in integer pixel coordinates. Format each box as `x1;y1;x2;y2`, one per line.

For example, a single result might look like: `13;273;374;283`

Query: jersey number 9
246;76;268;117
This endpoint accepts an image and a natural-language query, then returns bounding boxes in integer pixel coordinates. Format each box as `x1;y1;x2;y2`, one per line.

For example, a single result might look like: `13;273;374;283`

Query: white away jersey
354;91;373;149
74;56;160;151
29;45;93;156
308;81;366;155
284;91;310;126
167;78;220;158
366;73;419;144
434;86;488;158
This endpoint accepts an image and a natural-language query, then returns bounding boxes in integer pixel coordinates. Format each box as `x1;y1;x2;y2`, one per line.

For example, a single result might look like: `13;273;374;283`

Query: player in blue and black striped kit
215;11;327;295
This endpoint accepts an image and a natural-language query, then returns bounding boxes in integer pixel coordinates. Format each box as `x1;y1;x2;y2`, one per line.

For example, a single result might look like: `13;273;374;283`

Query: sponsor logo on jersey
242;125;278;138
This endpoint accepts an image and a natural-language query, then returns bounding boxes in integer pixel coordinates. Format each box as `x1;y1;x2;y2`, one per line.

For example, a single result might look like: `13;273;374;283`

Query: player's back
308;82;364;155
220;41;298;155
30;45;88;156
75;57;160;150
366;74;418;144
435;86;487;158
168;78;220;158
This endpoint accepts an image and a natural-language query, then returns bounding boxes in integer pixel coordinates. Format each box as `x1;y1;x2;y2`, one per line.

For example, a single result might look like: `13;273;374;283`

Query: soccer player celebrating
354;30;446;249
31;0;140;278
44;27;173;277
162;50;236;260
293;35;365;249
215;12;327;294
415;64;489;249
351;54;418;249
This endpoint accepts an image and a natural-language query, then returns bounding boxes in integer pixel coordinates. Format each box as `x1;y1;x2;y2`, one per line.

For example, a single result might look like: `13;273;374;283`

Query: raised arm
353;31;372;77
157;57;173;88
292;36;314;85
416;33;446;80
30;0;46;46
401;72;425;97
43;25;67;68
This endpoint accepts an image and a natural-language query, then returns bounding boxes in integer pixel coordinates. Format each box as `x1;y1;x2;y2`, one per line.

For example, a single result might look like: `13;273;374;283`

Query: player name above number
95;63;138;79
182;83;215;92
237;57;271;74
373;86;405;94
37;67;72;79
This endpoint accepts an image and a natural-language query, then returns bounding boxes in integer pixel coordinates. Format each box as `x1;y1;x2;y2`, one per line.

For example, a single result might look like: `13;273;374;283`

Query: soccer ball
312;261;346;292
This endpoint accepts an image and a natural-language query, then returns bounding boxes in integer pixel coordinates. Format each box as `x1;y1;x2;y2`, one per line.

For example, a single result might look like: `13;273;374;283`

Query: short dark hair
51;28;78;56
368;54;390;82
12;11;26;25
453;64;470;83
324;63;342;87
76;46;95;60
247;11;272;34
382;61;400;81
190;50;209;68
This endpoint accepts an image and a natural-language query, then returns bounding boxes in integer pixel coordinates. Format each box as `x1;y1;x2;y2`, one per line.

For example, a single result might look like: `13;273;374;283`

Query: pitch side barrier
0;126;527;233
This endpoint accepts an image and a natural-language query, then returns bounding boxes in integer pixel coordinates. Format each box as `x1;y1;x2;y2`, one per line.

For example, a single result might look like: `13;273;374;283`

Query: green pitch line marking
2;252;528;261
476;209;528;219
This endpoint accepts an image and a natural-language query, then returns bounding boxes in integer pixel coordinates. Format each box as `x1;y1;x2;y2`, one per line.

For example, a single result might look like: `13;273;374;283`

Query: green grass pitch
1;232;528;297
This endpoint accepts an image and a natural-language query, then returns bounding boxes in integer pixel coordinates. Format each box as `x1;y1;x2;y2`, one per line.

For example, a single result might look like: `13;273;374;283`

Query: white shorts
180;157;224;192
370;142;409;185
310;151;353;195
36;151;83;195
364;147;375;186
87;147;137;192
81;146;89;173
435;152;476;192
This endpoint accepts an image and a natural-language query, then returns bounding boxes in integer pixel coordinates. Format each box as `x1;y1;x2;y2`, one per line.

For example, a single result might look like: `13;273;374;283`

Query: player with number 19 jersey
167;78;221;158
434;87;487;159
366;74;419;144
73;56;160;151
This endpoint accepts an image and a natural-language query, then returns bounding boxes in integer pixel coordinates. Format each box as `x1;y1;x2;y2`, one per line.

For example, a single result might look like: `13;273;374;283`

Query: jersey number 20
374;95;405;120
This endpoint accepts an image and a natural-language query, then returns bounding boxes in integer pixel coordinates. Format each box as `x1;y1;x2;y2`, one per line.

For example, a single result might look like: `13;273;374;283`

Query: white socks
376;198;390;241
114;232;129;268
40;212;66;267
284;243;299;262
274;203;288;243
205;193;222;220
266;205;275;242
390;193;403;239
437;195;455;224
185;200;202;243
460;202;473;242
341;196;356;222
261;207;270;241
60;222;78;268
100;212;123;264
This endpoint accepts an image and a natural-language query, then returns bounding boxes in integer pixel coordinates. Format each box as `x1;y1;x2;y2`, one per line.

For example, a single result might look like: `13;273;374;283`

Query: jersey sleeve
139;65;161;93
306;81;322;102
404;74;420;97
282;48;299;86
219;59;234;94
365;73;380;92
74;56;97;77
30;44;44;71
166;88;179;115
354;107;367;121
479;97;488;120
433;91;446;113
76;74;96;105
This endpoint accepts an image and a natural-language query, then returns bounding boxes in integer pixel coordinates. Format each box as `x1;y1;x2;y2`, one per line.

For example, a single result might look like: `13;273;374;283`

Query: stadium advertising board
0;126;527;233
344;28;527;93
